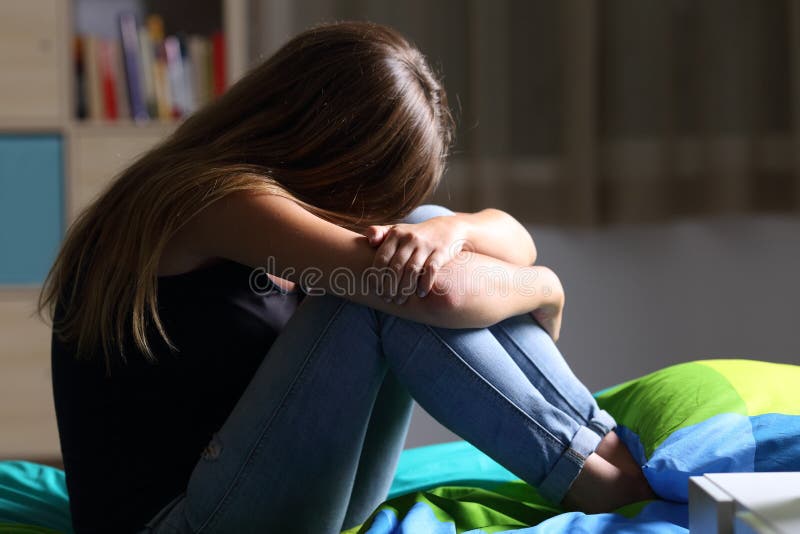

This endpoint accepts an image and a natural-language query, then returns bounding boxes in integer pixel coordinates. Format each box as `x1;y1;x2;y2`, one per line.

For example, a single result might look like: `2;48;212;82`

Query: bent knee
402;204;455;224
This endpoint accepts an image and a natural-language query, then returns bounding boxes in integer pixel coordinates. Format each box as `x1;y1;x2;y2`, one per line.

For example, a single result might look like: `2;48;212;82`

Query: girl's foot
560;453;657;514
595;429;644;477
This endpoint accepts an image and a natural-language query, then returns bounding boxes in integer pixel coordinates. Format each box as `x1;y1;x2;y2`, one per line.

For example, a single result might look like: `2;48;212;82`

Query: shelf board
0;286;43;299
0;119;65;134
67;120;177;137
0;120;180;137
0;284;41;292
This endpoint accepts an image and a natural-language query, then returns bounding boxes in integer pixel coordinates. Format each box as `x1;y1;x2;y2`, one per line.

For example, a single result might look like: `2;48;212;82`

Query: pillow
596;359;800;502
349;359;798;533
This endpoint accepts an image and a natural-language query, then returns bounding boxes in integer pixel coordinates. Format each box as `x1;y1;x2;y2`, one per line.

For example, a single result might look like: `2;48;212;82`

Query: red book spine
212;31;226;97
99;40;119;120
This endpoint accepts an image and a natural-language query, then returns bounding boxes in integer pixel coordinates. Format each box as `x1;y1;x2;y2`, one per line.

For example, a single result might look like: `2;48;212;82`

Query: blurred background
0;0;798;461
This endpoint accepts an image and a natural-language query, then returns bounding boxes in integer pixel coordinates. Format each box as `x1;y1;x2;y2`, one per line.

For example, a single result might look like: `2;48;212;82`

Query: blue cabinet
0;135;63;284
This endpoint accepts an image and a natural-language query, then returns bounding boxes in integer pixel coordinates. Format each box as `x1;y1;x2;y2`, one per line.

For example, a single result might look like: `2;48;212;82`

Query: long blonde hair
39;21;454;370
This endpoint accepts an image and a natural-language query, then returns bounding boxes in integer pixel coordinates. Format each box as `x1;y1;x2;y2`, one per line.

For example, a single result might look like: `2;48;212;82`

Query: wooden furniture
0;0;249;463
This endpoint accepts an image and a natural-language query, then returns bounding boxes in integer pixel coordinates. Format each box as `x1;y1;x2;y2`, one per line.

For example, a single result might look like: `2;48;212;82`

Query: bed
2;359;798;533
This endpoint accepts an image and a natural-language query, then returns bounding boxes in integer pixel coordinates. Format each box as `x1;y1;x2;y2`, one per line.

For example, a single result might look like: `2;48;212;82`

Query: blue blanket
2;359;798;533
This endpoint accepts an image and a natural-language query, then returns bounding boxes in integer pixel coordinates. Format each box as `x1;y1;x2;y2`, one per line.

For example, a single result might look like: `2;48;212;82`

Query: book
187;35;210;109
74;36;87;119
82;35;102;120
119;12;148;121
111;40;130;120
138;27;157;118
164;35;187;118
98;39;119;120
148;14;173;121
178;34;196;114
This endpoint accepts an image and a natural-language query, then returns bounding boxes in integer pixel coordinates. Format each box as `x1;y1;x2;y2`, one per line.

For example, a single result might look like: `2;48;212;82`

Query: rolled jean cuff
537;425;603;505
587;409;616;438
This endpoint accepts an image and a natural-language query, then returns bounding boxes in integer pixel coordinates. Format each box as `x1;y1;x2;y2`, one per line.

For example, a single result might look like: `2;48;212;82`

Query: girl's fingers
371;234;399;298
366;225;390;246
418;250;447;298
385;244;417;301
396;249;426;304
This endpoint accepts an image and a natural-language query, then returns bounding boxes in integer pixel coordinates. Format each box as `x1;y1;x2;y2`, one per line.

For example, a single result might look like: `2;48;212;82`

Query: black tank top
51;259;303;533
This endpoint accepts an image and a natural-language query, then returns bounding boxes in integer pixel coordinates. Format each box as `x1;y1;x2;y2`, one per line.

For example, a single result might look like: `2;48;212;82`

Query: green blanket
2;359;799;533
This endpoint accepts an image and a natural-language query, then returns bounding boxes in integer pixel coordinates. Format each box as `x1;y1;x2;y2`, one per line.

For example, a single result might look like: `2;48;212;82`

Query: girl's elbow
528;238;538;265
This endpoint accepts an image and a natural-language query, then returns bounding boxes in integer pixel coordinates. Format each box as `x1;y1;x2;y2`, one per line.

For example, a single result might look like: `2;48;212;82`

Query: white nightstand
689;473;800;533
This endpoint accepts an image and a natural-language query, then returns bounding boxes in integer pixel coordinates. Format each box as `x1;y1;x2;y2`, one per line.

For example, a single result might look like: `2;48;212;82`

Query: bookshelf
0;0;250;462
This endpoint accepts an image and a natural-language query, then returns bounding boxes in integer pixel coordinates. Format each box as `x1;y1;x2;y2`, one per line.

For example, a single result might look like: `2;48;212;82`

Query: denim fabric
144;205;615;533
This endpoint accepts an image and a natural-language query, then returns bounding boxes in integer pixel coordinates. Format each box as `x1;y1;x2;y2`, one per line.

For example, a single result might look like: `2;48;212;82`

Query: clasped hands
363;216;564;341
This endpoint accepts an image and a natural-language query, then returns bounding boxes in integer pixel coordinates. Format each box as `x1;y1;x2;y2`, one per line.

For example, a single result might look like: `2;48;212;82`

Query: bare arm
456;209;537;266
367;208;536;271
177;192;561;330
365;207;537;304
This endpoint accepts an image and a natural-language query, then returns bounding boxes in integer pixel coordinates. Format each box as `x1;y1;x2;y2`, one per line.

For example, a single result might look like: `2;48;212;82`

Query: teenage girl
42;21;655;533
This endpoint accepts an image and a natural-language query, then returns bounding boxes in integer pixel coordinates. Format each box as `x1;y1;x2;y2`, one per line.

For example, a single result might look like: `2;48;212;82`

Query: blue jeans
144;205;616;533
